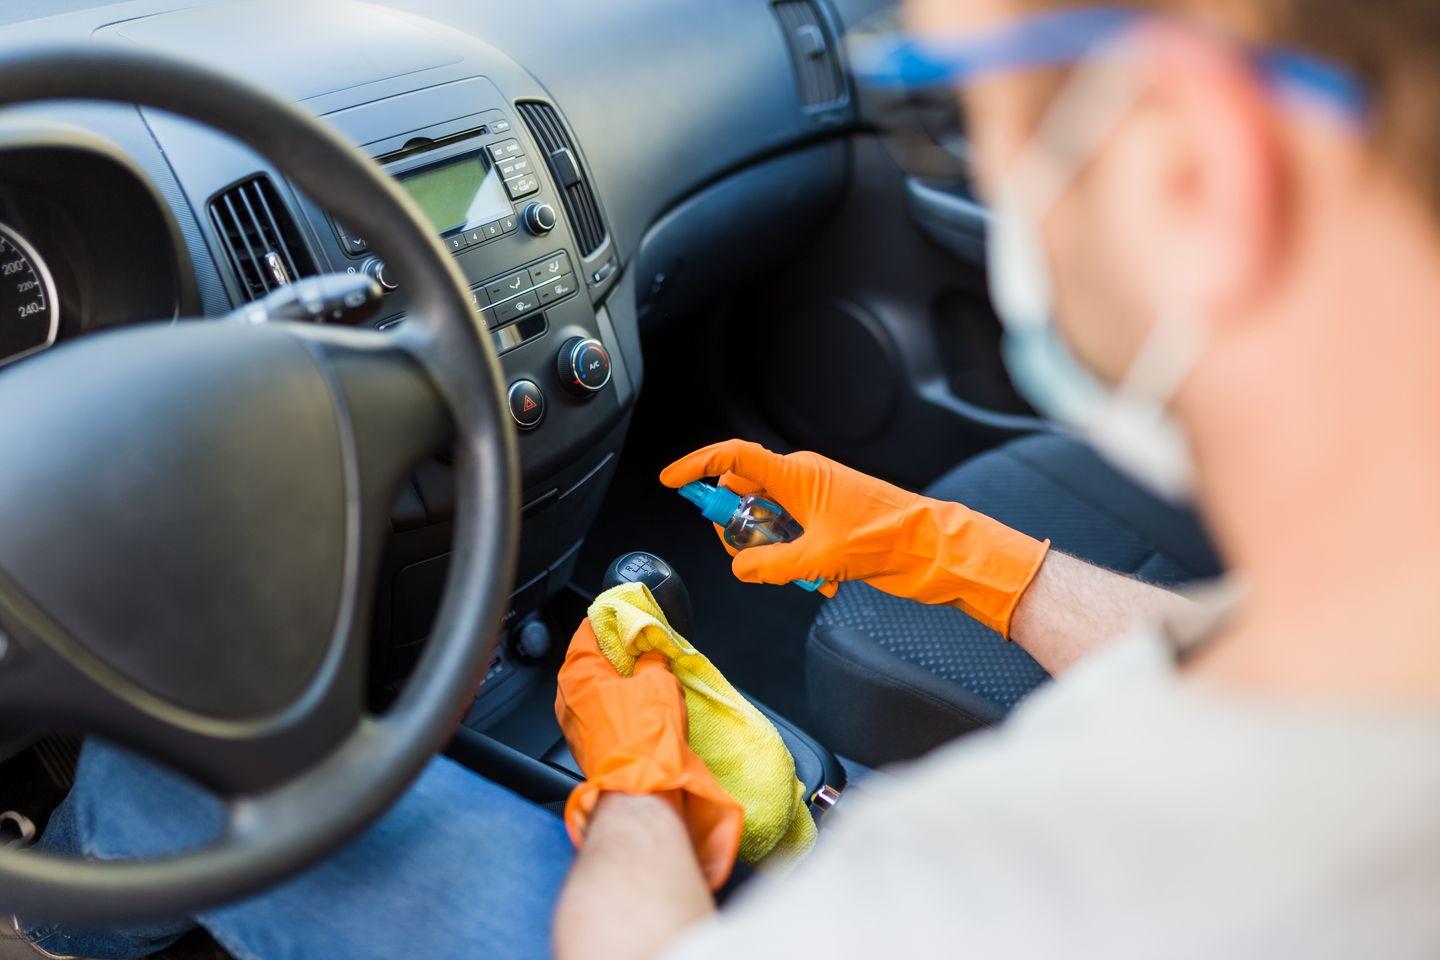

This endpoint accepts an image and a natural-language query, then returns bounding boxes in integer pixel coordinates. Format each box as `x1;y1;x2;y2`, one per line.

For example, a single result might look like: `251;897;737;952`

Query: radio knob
362;258;398;292
557;337;611;397
522;202;558;236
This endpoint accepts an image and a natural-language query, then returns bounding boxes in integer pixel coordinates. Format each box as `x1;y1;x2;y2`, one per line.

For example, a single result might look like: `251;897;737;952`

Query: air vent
516;101;608;257
773;0;846;108
209;176;317;302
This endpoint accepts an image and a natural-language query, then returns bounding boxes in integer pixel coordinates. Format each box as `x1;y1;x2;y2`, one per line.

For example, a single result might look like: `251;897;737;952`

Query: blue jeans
20;742;574;960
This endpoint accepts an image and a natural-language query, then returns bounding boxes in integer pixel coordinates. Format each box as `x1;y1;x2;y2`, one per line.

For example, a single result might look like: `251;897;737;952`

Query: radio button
536;273;577;305
504;174;539;199
333;221;369;256
499;214;518;234
522;202;557;236
487;139;523;161
529;252;571;284
338;232;369;256
363;258;398;292
447;233;469;254
497;155;532;180
483;220;505;240
485;270;531;303
465;227;486;246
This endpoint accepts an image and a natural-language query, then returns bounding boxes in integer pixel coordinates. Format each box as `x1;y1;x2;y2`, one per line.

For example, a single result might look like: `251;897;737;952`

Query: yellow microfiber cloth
587;581;817;870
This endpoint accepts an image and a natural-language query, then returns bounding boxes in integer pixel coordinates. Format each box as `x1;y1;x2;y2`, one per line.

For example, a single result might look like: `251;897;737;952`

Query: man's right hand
661;439;1051;638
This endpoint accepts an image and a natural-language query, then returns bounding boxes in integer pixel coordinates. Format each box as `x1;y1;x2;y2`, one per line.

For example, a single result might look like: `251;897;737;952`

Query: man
15;0;1440;957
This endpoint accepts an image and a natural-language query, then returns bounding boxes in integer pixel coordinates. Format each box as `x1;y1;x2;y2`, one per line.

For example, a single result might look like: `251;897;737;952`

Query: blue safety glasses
846;5;1371;178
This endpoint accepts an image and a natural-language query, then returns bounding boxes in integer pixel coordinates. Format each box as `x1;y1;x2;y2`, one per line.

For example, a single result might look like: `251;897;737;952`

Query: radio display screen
398;151;511;235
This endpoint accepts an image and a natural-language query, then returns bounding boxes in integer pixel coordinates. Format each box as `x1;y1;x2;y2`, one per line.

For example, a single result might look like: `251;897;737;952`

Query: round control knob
522;201;558;236
362;257;397;292
556;337;612;397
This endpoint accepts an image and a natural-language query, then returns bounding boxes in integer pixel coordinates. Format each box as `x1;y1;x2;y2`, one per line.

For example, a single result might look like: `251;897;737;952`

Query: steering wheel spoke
286;321;453;502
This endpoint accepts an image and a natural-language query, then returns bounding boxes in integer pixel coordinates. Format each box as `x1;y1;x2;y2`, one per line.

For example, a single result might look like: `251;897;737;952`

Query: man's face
905;0;1164;385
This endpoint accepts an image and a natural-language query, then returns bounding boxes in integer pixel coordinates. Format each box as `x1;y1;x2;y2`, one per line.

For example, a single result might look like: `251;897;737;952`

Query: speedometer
0;222;59;365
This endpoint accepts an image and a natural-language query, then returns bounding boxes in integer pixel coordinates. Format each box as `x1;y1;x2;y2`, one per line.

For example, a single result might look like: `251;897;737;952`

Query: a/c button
508;380;546;430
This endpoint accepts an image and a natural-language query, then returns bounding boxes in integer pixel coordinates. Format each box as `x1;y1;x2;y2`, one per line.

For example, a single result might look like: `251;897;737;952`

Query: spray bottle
677;481;826;592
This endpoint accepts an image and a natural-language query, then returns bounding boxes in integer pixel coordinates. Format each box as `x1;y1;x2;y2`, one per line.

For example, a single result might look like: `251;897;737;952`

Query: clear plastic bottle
677;481;825;591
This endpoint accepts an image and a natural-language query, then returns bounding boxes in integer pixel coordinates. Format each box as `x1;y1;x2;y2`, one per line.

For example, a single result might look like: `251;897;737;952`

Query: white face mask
986;53;1203;502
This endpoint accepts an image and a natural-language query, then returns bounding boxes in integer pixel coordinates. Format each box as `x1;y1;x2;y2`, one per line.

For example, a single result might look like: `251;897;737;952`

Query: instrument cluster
0;128;199;365
0;222;58;365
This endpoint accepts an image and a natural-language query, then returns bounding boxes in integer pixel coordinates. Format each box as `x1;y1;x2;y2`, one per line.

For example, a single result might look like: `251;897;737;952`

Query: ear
1099;26;1288;321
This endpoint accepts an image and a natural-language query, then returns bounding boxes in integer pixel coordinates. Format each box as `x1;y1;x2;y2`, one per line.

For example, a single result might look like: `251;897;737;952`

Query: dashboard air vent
773;0;846;108
209;176;316;302
516;101;608;257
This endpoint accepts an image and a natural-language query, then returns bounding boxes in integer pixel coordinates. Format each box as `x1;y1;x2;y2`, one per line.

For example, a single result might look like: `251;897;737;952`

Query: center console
261;79;635;705
332;103;595;376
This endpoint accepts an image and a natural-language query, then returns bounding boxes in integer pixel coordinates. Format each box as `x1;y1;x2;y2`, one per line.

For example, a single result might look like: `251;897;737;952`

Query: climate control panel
467;250;578;340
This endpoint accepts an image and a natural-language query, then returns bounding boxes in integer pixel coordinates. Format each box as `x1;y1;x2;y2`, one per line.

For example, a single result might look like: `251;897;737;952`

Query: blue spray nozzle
677;481;742;527
678;479;830;594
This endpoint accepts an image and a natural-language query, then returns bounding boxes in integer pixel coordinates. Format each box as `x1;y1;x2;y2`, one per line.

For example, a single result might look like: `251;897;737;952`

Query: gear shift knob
601;551;695;639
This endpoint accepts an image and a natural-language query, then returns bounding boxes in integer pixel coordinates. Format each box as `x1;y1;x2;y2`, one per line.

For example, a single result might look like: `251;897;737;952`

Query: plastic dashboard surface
4;0;855;384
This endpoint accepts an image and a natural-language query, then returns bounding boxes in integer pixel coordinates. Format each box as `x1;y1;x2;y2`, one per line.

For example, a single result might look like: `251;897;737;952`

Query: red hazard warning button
507;379;546;430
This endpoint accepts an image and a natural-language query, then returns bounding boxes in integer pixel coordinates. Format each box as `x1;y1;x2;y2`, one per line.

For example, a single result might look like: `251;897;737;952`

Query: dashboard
0;0;869;693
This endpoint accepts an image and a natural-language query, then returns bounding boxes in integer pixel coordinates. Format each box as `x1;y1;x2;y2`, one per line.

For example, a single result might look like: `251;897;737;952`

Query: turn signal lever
600;551;694;639
229;272;384;326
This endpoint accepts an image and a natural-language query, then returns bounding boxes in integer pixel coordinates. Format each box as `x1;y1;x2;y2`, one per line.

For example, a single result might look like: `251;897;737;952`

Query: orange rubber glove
555;619;744;890
661;440;1051;638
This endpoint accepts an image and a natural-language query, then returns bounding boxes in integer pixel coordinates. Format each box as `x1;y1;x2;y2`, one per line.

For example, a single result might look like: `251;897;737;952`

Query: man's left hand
554;619;743;890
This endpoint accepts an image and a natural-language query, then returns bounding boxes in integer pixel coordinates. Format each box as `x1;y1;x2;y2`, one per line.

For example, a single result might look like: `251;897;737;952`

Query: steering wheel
0;45;519;924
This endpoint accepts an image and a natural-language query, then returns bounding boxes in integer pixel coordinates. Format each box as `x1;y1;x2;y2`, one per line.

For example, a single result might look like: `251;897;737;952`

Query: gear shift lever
601;551;695;639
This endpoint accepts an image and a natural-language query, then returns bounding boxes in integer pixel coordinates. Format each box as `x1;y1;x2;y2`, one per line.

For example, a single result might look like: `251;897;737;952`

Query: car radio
296;87;618;472
326;111;579;364
330;122;548;262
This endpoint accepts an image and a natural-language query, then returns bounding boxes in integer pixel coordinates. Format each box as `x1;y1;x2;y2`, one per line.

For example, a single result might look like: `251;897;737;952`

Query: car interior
0;0;1222;954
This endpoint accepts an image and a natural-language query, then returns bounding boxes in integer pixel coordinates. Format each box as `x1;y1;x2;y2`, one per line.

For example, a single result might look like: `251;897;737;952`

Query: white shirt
668;621;1440;958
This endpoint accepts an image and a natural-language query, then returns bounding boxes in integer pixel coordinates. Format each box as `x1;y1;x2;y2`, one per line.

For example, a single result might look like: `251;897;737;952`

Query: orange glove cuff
564;777;743;891
991;536;1050;639
909;499;1050;638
